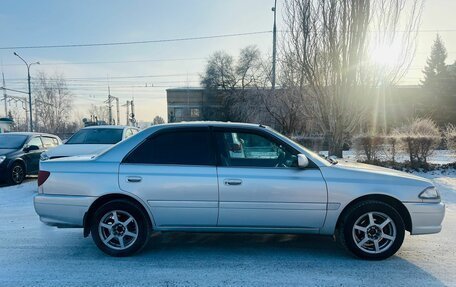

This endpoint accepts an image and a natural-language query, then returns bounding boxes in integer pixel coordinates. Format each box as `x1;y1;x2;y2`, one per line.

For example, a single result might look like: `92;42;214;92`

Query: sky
0;0;455;124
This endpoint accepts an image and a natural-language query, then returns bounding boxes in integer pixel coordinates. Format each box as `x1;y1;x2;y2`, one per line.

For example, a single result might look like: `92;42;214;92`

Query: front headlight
40;152;49;161
0;155;5;164
419;187;440;200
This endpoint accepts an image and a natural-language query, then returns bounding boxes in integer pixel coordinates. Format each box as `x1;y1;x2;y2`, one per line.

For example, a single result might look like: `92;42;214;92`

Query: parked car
34;122;445;259
40;125;139;160
0;132;61;185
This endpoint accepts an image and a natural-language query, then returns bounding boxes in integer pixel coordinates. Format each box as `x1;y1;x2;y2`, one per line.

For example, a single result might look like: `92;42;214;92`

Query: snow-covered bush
383;135;399;163
445;124;456;151
352;134;385;162
395;118;440;166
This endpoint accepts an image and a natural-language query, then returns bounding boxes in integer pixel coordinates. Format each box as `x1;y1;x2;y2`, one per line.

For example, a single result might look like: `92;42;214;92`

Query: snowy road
0;178;455;287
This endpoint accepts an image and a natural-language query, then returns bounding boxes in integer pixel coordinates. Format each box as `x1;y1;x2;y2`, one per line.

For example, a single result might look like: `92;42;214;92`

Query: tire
8;162;25;185
338;200;405;260
90;199;151;257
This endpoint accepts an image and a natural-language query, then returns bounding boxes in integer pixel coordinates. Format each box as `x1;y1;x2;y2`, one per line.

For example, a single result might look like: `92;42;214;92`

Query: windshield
0;134;28;149
66;128;123;144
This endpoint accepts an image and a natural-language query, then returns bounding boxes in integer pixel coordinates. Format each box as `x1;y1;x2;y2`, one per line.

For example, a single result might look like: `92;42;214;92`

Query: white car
34;122;445;259
40;125;139;160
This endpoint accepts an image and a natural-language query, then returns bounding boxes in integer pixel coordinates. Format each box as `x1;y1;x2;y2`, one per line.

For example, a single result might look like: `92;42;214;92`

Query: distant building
166;85;447;132
0;117;14;133
166;88;223;122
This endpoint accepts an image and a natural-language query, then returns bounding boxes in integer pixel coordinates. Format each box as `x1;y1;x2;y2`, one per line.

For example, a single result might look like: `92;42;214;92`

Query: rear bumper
34;194;96;228
404;202;445;235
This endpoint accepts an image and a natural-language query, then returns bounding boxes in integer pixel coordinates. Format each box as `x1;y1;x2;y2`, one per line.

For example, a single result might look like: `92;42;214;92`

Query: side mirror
297;154;309;168
24;145;40;152
230;143;242;153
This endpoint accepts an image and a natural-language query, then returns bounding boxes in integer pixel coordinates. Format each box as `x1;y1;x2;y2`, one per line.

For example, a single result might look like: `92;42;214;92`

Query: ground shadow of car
96;232;445;286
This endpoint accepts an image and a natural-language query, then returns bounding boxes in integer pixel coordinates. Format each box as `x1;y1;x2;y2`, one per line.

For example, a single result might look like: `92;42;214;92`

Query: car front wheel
338;200;405;260
90;199;151;257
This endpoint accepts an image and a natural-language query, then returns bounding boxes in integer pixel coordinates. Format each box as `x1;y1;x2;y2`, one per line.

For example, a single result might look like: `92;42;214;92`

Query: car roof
2;132;58;137
152;121;266;130
82;125;137;130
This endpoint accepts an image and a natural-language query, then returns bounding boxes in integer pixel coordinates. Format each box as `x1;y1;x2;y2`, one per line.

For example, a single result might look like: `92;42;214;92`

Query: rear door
214;128;328;229
119;127;219;227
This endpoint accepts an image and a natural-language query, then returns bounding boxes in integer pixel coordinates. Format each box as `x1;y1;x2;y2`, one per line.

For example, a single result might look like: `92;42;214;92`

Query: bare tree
152;115;165;125
201;45;271;123
282;0;424;156
88;104;109;123
33;72;74;134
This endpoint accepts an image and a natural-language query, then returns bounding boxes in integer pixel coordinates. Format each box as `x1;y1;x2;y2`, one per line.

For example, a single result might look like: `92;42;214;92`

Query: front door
215;128;328;229
119;127;219;228
23;136;44;173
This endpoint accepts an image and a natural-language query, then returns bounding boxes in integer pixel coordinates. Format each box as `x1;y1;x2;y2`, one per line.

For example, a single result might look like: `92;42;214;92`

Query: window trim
121;126;217;166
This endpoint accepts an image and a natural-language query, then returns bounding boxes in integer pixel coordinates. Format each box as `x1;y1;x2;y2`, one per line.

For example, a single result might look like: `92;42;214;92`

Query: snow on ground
320;149;456;165
0;170;455;286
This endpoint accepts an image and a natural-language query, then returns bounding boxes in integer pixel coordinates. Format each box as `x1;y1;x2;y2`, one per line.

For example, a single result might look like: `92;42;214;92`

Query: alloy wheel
98;210;139;250
352;211;397;254
12;165;25;184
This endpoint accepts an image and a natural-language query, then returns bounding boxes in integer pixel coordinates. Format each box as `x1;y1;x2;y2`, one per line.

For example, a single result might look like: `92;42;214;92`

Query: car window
0;134;28;149
66;128;123;144
124;130;215;165
27;137;43;148
124;129;133;138
215;131;297;168
41;136;59;148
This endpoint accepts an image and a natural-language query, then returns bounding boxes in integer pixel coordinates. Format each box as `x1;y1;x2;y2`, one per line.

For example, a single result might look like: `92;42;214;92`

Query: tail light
38;171;51;187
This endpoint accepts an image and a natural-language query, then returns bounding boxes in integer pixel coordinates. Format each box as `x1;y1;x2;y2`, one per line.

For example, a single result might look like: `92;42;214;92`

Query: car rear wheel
90;199;151;257
338;200;405;260
9;162;25;185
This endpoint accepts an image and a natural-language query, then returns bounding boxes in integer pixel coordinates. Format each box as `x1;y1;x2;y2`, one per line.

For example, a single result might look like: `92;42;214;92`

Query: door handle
224;179;242;186
127;176;142;183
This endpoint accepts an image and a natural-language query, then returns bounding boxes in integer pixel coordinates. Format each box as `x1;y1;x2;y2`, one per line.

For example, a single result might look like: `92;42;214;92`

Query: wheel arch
336;194;412;233
8;158;27;174
83;193;154;237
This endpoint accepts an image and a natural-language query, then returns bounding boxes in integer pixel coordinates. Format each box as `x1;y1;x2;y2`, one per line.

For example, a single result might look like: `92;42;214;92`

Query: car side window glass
42;136;58;148
124;130;215;165
215;131;297;168
27;137;43;148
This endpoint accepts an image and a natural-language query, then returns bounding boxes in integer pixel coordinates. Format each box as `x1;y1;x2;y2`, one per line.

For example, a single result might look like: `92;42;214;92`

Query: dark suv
0;132;61;185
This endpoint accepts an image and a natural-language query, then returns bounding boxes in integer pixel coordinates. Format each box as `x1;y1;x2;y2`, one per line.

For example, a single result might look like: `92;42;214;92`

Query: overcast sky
1;0;455;123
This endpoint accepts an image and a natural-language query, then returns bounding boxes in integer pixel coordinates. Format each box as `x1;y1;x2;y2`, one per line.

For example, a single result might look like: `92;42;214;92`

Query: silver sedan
34;122;445;259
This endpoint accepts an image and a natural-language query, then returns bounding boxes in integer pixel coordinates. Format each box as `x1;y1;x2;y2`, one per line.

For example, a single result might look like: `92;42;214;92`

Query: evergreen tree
421;34;449;95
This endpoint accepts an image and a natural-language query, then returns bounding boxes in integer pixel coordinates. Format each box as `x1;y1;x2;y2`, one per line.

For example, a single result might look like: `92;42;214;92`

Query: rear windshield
66;128;123;144
0;134;28;149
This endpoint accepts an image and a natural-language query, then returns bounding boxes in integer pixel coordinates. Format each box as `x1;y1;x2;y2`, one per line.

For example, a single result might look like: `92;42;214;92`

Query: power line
0;31;272;50
1;57;207;66
4;73;199;82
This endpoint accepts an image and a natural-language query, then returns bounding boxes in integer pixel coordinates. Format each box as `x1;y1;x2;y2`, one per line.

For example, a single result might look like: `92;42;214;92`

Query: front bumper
34;194;96;228
404;202;445;235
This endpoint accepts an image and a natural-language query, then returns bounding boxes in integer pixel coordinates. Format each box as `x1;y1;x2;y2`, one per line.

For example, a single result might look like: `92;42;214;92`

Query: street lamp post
13;52;39;132
271;0;277;90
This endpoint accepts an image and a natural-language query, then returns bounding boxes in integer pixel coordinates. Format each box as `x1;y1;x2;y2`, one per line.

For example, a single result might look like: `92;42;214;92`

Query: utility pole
125;100;130;126
130;99;136;127
115;97;120;126
13;52;39;131
2;72;7;117
107;86;113;125
271;0;277;90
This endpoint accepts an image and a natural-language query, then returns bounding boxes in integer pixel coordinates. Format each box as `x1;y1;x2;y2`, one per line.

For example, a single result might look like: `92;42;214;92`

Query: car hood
45;144;112;158
332;160;432;184
0;149;17;156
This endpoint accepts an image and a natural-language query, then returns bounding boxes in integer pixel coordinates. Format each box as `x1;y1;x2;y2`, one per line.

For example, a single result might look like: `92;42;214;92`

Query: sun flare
369;44;402;66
